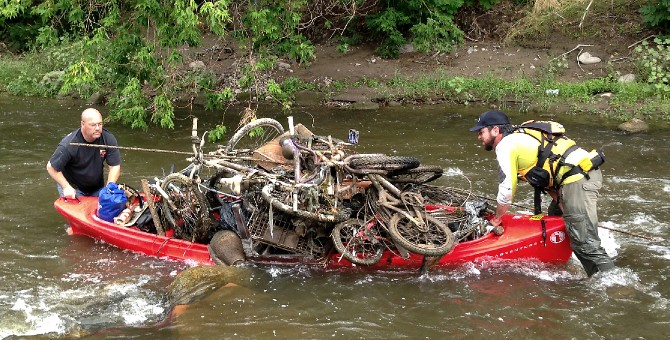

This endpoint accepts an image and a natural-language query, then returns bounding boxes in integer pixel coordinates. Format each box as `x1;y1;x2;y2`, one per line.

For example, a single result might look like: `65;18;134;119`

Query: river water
1;94;669;338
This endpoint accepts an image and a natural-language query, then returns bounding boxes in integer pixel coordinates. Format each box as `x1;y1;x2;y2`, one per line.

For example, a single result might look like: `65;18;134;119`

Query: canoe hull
54;197;572;269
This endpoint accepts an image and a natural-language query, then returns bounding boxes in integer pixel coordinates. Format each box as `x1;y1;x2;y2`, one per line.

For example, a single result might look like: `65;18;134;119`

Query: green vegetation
1;0;670;137
505;0;653;44
634;36;670;95
641;0;670;31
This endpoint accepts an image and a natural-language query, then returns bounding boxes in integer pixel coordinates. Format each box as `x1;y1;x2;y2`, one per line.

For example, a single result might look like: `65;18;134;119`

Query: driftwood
578;0;594;30
550;44;593;63
628;35;656;49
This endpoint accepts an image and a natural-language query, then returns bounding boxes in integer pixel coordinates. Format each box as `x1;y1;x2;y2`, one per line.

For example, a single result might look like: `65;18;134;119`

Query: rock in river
617;118;649;134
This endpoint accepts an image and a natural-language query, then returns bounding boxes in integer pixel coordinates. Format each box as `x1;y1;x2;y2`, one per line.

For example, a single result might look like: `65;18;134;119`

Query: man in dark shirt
47;108;122;199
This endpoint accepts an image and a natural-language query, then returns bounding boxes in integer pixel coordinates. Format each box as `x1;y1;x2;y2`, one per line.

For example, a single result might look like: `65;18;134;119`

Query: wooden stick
628;34;656;49
141;179;165;236
578;0;593;30
550;44;593;62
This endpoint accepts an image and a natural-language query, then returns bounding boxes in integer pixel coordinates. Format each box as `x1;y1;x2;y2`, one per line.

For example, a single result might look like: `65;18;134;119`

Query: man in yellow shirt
470;110;615;277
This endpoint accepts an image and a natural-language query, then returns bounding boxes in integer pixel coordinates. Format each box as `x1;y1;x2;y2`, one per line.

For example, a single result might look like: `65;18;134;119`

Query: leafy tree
641;0;670;32
0;0;506;133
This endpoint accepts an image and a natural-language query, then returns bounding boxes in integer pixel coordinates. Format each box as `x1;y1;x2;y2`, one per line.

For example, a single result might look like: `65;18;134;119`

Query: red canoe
54;197;573;269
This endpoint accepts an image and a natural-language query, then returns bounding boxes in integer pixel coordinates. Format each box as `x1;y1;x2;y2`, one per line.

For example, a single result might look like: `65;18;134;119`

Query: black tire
388;213;455;256
161;173;213;243
387;165;444;184
224;118;285;154
332;218;384;266
348;155;420;172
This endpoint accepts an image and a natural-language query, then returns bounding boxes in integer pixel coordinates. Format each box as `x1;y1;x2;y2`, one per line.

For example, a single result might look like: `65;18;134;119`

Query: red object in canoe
54;197;573;269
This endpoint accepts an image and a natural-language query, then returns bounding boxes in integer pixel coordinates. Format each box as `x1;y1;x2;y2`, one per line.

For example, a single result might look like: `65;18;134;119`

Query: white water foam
624;195;652;203
615;213;666;235
590;267;641;290
120;296;165;325
608;176;642;184
597;224;620;258
443;167;464;176
2;296;66;338
0;280;165;338
648;244;670;260
421;259;582;282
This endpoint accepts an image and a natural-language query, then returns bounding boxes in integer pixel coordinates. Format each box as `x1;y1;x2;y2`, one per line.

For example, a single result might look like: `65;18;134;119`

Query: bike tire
348;155;420;172
388;213;455;256
387;165;444;184
332;218;384;266
224;118;285;153
160;173;213;243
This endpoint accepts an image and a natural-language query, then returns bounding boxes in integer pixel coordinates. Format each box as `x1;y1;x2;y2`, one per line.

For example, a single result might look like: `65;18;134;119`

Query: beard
483;138;495;151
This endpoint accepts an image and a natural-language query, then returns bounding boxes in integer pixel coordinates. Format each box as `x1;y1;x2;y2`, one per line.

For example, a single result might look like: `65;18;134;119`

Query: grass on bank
377;70;669;121
2;47;668;123
505;0;652;45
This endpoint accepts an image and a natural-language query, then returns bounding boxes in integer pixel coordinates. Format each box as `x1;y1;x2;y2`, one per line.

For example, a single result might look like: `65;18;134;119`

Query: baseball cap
469;110;511;132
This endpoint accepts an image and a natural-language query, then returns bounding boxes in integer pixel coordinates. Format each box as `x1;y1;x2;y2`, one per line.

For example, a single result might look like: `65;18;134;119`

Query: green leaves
641;0;670;32
60;59;103;97
152;94;175;129
365;0;469;58
0;0;30;20
200;0;232;36
634;36;670;97
108;78;149;130
208;124;228;143
2;0;518;131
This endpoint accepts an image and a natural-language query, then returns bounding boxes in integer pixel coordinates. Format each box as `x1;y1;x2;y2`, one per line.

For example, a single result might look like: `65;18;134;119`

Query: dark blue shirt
49;128;121;194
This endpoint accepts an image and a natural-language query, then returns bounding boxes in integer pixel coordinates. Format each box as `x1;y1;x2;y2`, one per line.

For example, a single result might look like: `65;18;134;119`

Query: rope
445;189;664;242
69;142;193;155
597;224;664;243
68;142;256;161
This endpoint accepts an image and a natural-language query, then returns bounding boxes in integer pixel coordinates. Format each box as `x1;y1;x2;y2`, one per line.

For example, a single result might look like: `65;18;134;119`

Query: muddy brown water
1;94;669;338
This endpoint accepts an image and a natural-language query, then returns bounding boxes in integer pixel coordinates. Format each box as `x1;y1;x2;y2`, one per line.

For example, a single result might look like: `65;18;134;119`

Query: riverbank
179;32;666;125
0;0;667;125
182;1;667;123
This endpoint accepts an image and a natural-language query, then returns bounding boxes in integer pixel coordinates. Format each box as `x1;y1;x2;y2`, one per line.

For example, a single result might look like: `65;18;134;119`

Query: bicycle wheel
348;155;420;172
332;218;384;266
388;213;455;256
161;173;213;243
387;165;444;184
224;118;285;154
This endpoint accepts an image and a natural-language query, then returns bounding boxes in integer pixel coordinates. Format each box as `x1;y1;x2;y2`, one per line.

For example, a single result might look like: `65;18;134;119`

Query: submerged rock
167;265;250;306
348;102;380;110
86;92;105;105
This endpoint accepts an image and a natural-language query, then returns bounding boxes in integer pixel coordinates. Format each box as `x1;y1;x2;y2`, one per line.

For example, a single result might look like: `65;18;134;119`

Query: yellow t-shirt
494;133;588;205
